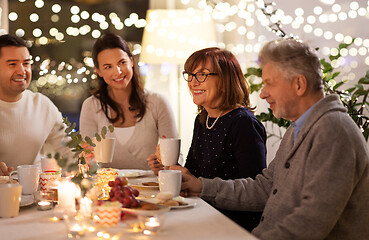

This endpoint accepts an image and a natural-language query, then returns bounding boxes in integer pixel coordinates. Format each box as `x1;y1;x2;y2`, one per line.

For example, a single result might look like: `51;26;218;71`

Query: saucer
20;194;34;207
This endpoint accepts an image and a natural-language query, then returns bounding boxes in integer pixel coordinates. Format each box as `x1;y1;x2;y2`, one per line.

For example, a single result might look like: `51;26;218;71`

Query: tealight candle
37;200;53;211
68;223;85;238
142;216;162;235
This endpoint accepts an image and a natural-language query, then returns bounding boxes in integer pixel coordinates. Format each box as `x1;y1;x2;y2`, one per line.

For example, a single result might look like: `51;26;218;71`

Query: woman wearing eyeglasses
80;33;178;170
148;47;267;231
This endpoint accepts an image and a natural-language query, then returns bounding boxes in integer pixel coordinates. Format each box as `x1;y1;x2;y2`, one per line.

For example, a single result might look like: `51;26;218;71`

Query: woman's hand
0;162;14;176
147;144;164;175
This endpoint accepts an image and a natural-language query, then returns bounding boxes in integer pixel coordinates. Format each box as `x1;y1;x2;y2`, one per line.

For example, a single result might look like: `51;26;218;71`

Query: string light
9;0;369;97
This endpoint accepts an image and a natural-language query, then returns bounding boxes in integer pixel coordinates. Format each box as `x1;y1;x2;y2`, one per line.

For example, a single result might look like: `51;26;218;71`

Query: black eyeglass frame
182;71;218;83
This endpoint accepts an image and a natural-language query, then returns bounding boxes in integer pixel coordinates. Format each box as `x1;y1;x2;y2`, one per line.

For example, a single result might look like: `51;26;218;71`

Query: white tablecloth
0;174;259;240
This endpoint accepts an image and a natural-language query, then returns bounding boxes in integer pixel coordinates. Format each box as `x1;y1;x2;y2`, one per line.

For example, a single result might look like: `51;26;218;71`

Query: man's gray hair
258;39;323;92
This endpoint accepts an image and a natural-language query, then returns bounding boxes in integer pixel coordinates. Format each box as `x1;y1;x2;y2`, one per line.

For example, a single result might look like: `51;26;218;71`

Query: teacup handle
9;170;18;183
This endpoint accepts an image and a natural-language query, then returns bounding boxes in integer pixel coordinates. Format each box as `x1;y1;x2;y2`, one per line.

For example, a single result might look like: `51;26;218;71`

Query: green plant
47;117;114;196
246;40;369;140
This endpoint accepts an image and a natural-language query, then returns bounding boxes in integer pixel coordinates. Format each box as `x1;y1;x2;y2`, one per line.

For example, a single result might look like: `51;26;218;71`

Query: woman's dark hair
92;33;146;124
184;47;255;122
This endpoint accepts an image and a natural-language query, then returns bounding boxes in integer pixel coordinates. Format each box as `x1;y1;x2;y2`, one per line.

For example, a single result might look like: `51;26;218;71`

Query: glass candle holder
95;168;118;200
35;191;54;211
64;214;87;239
139;215;165;235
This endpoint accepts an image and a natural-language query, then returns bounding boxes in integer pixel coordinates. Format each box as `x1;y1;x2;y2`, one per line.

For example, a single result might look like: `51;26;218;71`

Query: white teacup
93;138;116;163
160;138;181;166
158;170;182;197
9;165;39;195
0;184;22;218
41;158;61;173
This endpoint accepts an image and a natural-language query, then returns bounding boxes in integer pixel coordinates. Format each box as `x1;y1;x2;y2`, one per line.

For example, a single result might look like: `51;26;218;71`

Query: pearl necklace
206;111;223;130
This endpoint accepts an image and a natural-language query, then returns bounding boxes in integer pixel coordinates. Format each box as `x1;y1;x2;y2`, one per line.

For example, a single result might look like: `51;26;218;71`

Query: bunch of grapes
106;177;140;208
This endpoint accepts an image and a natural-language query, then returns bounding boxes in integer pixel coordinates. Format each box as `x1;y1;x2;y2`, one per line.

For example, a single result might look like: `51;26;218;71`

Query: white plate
20;194;34;207
169;198;197;209
121;201;170;217
118;169;153;178
145;197;197;210
130;178;159;190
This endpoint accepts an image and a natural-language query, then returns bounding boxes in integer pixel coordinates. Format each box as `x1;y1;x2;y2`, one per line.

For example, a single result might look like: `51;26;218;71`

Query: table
0;174;259;240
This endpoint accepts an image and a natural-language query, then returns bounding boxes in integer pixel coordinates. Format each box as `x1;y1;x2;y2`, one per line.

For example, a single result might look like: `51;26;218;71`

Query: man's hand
169;165;191;175
0;162;14;176
180;171;202;197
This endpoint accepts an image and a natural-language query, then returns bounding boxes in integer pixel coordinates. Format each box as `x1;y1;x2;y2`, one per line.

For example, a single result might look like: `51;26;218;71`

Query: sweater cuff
200;177;219;202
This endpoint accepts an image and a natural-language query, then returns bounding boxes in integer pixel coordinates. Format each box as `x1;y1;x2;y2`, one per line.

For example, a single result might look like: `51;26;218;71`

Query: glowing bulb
81;11;90;20
15;29;25;37
33;28;42;37
313;6;323;15
35;0;44;8
30;13;39;22
52;4;61;13
70;6;80;14
9;12;18;21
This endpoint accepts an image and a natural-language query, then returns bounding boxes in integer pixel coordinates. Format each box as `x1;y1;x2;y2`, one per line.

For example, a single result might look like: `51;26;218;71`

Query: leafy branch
47;117;114;196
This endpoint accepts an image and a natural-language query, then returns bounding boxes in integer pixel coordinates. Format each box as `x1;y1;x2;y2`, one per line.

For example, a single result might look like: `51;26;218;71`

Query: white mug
9;165;39;195
41;158;61;173
160;138;181;166
93;138;116;163
158;170;182;197
0;184;22;218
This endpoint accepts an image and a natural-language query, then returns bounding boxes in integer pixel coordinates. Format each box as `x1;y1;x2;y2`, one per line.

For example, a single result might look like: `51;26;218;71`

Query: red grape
107;176;141;209
131;198;140;208
132;189;139;197
115;189;123;198
115;177;122;186
123;187;132;196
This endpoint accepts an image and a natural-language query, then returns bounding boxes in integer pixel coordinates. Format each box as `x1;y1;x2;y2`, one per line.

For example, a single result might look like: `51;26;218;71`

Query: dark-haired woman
80;33;177;170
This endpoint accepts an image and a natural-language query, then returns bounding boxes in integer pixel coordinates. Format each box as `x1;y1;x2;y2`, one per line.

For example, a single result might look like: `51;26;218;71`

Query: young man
0;34;69;176
180;39;369;239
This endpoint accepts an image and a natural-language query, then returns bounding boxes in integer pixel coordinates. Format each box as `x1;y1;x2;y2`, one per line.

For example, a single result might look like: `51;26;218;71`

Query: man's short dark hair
0;34;28;57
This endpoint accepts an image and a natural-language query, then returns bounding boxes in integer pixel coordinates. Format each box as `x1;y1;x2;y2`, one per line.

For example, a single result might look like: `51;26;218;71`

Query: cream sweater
0;90;70;168
79;90;178;170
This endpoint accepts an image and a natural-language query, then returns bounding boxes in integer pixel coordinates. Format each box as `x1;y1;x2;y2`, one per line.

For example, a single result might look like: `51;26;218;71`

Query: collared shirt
291;103;317;144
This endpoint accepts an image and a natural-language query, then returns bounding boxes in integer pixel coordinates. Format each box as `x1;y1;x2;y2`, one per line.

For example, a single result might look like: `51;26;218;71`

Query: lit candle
70;223;82;232
58;181;77;209
68;223;85;238
79;197;92;218
144;216;161;234
37;200;53;211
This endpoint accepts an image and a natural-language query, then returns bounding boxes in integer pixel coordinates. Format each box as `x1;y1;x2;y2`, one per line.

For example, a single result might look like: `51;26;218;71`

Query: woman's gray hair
258;39;323;92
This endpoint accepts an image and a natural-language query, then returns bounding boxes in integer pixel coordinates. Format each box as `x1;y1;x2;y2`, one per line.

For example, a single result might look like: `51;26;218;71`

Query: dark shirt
185;108;267;231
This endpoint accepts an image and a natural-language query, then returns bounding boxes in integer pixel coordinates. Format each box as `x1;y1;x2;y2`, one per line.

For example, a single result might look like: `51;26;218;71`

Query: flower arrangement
48;117;114;196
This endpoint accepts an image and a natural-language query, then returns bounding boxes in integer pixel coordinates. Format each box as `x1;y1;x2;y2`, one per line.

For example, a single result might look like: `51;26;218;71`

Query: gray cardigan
201;95;369;239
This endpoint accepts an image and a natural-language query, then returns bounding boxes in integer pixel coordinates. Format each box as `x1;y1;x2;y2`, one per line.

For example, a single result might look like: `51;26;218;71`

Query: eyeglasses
182;71;218;83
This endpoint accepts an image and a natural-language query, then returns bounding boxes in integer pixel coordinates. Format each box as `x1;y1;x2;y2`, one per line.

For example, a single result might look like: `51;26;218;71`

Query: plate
118;169;153;178
121;201;170;217
130;178;159;190
145;197;197;210
20;194;34;207
169;198;197;209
